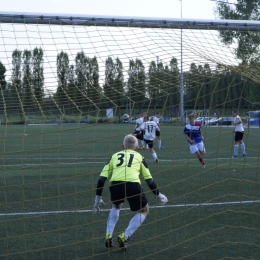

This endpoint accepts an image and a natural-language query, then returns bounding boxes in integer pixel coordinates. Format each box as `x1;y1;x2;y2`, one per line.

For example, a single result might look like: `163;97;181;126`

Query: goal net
0;13;259;259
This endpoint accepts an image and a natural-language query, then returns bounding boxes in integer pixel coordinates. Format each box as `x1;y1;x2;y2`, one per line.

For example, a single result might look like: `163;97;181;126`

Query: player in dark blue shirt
183;114;206;168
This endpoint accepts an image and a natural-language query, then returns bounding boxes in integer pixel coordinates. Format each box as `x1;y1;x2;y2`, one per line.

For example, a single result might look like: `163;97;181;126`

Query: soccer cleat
105;233;113;248
202;165;206;169
241;153;247;158
155;158;159;163
159;146;164;150
232;154;238;158
118;233;128;251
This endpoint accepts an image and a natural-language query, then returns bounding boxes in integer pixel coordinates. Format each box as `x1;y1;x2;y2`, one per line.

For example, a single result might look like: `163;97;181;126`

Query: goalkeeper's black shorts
110;181;148;211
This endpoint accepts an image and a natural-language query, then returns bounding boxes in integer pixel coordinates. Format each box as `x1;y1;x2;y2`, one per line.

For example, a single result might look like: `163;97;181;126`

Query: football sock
158;140;162;148
234;144;239;155
125;212;146;240
106;207;120;236
152;152;158;160
241;143;246;154
199;157;205;165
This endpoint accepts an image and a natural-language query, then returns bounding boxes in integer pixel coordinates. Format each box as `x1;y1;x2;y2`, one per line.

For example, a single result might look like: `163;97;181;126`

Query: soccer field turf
0;124;259;259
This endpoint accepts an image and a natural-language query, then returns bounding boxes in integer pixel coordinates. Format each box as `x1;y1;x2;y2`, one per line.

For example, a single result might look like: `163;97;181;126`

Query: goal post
0;12;259;259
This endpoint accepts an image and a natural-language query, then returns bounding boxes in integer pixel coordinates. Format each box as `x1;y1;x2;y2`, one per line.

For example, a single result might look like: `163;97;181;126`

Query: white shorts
189;141;206;154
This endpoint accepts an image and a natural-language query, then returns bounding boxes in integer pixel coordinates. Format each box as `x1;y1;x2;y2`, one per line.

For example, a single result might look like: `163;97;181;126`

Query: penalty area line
1;200;259;217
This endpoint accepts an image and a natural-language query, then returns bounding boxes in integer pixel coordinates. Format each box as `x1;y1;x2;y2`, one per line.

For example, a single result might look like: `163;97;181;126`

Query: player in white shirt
152;112;164;149
232;109;246;158
139;116;159;162
132;112;144;148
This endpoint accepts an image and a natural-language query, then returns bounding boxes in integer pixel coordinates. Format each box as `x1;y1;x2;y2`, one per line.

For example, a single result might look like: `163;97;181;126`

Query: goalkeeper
93;134;168;251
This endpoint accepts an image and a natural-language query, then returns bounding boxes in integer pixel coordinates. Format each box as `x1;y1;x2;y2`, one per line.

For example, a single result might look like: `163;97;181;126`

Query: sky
0;0;232;91
0;0;218;20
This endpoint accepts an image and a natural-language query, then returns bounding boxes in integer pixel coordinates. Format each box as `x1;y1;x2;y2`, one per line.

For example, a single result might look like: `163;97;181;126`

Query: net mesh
0;15;259;259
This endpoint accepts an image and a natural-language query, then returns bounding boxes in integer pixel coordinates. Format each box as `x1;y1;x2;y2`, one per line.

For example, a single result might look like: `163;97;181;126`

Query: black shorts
133;130;141;135
144;139;154;148
156;130;160;137
235;131;244;142
110;181;148;211
136;131;144;140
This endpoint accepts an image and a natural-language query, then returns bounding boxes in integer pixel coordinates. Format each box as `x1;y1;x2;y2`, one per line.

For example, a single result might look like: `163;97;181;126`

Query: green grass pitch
0;123;259;259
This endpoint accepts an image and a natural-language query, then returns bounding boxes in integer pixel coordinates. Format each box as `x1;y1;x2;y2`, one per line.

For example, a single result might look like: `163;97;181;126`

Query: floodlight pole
180;0;184;124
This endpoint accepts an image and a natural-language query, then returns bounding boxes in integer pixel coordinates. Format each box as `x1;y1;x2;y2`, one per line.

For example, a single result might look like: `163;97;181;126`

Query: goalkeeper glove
93;195;105;213
157;193;168;205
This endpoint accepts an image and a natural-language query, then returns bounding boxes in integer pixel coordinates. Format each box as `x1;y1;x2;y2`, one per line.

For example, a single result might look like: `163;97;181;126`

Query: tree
167;58;180;115
11;49;22;111
127;59;146;112
56;51;69;109
75;51;88;110
23;49;33;112
0;61;6;90
91;57;102;108
32;47;44;106
103;57;118;108
216;0;260;62
147;61;160;110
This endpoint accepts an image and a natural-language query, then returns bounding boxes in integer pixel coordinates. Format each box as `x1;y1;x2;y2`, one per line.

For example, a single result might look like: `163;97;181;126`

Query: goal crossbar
1;11;260;31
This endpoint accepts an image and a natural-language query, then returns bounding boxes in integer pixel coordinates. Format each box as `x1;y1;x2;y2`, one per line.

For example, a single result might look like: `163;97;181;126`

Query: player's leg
197;142;206;168
233;132;239;158
105;182;125;248
190;144;205;167
195;150;206;168
156;130;163;149
147;140;158;162
238;133;246;157
118;184;149;250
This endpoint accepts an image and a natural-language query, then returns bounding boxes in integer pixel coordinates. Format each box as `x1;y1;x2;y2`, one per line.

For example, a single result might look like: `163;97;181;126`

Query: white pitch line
0;156;258;167
1;200;259;217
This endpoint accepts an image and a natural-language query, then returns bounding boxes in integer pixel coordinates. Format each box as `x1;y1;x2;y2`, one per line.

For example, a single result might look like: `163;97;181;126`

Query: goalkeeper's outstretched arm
93;176;107;213
96;176;107;196
146;178;160;195
146;178;168;205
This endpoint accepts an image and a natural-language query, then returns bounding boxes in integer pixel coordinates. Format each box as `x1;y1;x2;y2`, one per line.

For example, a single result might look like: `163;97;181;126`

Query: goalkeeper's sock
106;207;120;236
241;143;246;154
125;212;146;240
234;144;239;155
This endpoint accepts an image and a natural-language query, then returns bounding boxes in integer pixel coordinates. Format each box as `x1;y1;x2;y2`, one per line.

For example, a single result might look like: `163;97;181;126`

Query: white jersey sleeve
153;117;159;125
135;118;143;131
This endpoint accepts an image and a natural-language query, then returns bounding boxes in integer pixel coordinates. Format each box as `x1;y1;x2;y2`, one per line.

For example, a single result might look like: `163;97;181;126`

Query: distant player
232;109;246;158
183;114;206;168
93;135;168;251
132;112;144;148
138;115;160;162
152;112;164;149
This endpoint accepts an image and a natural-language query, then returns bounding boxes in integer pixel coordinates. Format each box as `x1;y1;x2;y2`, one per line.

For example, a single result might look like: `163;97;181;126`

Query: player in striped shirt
183;114;206;168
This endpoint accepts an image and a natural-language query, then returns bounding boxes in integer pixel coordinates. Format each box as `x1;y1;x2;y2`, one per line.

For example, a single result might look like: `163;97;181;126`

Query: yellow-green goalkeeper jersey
100;149;152;184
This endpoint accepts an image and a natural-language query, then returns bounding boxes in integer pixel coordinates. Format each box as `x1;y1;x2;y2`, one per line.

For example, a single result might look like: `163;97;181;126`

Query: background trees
1;46;259;117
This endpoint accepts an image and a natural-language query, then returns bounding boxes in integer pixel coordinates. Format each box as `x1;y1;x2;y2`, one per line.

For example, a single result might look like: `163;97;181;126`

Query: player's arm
93;158;112;213
134;122;140;131
233;117;242;125
95;176;107;196
183;132;195;144
141;158;168;204
199;129;204;140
